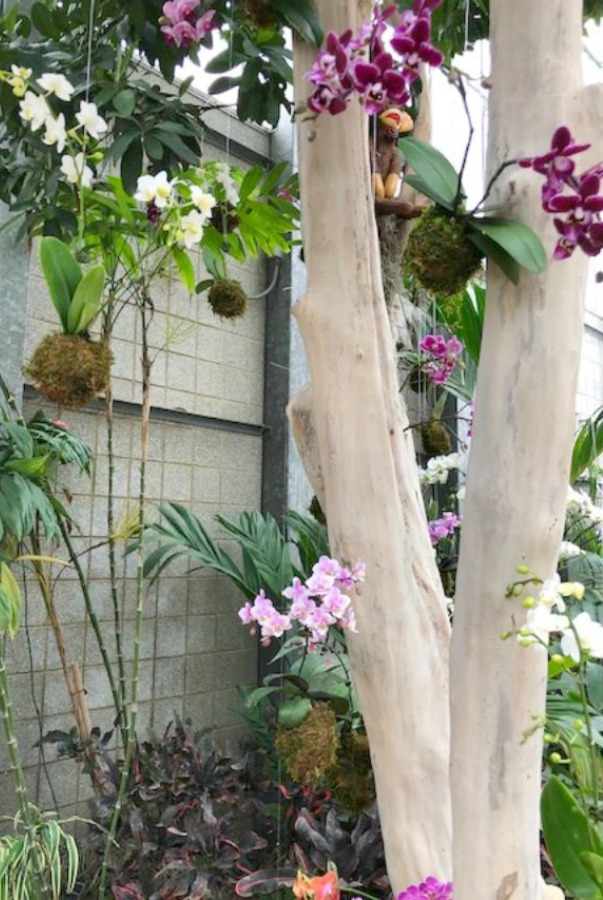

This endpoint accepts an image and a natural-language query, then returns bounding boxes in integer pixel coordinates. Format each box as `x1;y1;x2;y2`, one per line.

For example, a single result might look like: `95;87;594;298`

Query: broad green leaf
583;853;603;886
468;231;520;285
401;137;462;207
208;75;242;96
4;456;49;478
112;88;136;117
571;407;603;483
39;237;82;330
470;216;547;274
121;138;143;194
239;166;263;202
172;247;195;295
0;563;21;638
542;776;603;899
66;264;106;333
271;0;323;46
403;173;455;211
155;131;200;167
278;696;312;729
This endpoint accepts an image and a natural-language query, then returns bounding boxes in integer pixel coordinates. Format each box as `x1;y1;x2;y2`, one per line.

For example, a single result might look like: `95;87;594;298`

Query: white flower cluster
567;486;603;525
418;452;463;486
134;171;218;250
519;573;603;662
11;68;107;188
213;162;240;206
558;540;584;559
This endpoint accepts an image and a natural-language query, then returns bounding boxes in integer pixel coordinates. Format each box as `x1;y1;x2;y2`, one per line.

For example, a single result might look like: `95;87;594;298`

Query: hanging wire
464;0;471;54
85;0;97;103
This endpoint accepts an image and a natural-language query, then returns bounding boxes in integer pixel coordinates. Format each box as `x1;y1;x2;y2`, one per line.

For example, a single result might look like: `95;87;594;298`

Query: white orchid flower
36;73;75;101
75;101;108;140
19;91;51;131
60;152;94;188
42;113;68;153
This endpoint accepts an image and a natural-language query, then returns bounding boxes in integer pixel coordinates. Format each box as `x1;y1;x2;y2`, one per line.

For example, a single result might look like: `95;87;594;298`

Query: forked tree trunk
291;0;451;888
451;2;599;897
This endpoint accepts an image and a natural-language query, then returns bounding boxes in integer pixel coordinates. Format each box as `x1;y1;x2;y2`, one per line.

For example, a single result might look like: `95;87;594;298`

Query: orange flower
292;870;340;899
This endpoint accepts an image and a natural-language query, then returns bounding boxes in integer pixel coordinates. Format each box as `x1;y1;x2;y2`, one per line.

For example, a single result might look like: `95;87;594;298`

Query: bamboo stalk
57;516;126;745
99;295;151;897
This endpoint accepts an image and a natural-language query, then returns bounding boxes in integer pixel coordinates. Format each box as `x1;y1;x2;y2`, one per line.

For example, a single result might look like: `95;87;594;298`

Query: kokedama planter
406;207;484;297
25;333;113;409
207;279;248;319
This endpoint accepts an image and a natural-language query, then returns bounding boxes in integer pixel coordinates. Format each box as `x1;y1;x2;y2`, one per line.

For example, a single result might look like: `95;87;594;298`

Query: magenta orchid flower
428;512;461;547
398;876;453;900
160;1;216;47
550;173;603;259
419;334;463;385
353;52;409;115
519;126;591;199
391;15;443;82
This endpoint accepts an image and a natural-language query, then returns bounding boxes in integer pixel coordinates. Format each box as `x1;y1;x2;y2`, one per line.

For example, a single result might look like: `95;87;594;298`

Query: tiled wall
1;104;273;818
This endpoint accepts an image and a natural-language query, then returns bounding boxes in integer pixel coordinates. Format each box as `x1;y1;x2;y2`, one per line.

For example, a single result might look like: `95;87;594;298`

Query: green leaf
239;166;263;201
467;232;520;285
208;75;242;96
112;88;136;117
271;0;323;46
571;407;603;483
583;853;603;886
66;264;105;334
542;776;603;899
121;138;143;194
31;1;60;37
172;247;195;295
195;279;215;294
155;131;200;167
39;237;83;330
278;697;312;729
470;216;547;275
4;456;49;478
105;130;141;165
403;173;455;211
401;137;462;207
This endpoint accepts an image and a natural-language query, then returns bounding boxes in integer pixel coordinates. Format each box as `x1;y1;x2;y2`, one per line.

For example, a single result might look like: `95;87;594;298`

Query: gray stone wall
0;91;282;818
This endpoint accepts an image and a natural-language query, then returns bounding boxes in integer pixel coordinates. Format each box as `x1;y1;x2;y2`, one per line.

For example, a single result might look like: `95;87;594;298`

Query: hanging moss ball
25;333;113;409
325;733;375;813
420;419;452;458
241;0;279;27
275;703;339;786
406;207;483;297
309;495;326;526
207;280;248;320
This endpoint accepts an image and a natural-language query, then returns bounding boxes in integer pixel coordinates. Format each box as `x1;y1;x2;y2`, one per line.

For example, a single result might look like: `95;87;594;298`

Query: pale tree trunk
290;0;451;888
451;2;601;897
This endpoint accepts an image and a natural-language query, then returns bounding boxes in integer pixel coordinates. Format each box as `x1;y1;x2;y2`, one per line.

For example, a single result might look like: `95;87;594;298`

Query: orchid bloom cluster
305;0;443;117
238;556;365;647
418;334;464;386
397;877;453;900
160;1;217;48
428;512;461;547
518;572;603;663
133;162;240;250
3;66;107;189
418;452;463;486
519;127;603;260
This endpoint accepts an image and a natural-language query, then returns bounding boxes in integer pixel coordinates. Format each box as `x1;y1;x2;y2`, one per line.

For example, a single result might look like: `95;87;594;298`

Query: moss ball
420;420;452;458
406;207;483;297
25;333;113;409
276;703;339;786
326;733;375;813
309;495;326;526
207;280;248;320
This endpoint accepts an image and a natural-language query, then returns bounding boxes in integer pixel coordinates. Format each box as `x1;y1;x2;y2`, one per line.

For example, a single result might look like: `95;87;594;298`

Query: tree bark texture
451;2;599;897
291;0;452;888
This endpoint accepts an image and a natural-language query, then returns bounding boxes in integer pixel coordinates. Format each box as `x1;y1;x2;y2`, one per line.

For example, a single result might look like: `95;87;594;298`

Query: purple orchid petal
553;240;575;260
374;51;395;72
547;194;578;213
551;126;572;151
580;173;601;198
391;33;416;55
353;59;380;87
419;42;443;66
585;196;603;213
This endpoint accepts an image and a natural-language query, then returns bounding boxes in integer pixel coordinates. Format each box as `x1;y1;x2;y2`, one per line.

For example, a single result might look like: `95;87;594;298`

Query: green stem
103;308;128;739
99;292;152;898
56;514;126;746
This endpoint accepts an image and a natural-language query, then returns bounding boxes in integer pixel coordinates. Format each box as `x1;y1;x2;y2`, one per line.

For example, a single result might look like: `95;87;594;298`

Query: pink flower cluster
398;877;453;900
419;334;463;385
519;127;603;260
428;512;461;547
238;556;365;647
160;1;216;48
306;0;443;117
